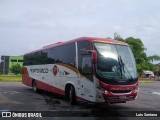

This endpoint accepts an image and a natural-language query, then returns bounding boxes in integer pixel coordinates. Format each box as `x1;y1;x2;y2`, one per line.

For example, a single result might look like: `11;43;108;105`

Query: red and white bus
22;37;138;104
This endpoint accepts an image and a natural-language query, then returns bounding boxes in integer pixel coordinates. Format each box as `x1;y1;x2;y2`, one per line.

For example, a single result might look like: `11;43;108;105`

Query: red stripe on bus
22;75;65;95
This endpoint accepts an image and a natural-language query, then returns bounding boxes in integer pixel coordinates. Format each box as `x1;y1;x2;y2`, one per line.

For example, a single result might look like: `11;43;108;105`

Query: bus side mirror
87;50;97;64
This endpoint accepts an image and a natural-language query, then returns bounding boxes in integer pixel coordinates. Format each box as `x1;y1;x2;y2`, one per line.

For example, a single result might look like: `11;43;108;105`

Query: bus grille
108;96;134;101
111;90;131;94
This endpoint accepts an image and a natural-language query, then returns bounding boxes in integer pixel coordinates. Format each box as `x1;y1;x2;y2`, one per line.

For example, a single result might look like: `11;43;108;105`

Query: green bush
10;63;22;75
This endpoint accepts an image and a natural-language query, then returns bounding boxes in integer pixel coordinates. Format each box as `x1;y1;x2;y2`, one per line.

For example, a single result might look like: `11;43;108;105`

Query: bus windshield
94;42;138;84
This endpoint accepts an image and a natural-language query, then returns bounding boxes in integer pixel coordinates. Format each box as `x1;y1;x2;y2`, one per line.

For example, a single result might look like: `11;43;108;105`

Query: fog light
104;90;108;94
134;87;139;92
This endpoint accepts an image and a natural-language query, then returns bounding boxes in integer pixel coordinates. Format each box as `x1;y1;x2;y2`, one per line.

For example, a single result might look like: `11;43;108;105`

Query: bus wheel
69;85;76;105
32;81;38;93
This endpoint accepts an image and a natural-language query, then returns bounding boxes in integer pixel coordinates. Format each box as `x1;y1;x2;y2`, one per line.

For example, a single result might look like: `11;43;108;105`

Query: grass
0;75;156;83
0;75;22;82
139;79;155;83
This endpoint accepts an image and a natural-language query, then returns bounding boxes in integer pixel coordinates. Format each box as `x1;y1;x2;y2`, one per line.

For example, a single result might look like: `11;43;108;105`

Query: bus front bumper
101;90;138;102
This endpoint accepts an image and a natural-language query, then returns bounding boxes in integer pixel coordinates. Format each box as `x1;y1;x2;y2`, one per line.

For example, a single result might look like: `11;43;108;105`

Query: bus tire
68;85;76;105
32;80;39;93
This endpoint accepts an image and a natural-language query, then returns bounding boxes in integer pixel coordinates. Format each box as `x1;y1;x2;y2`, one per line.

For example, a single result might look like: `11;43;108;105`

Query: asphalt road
0;81;160;120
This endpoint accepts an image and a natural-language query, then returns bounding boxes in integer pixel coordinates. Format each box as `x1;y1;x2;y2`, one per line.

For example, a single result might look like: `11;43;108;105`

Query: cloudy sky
0;0;160;58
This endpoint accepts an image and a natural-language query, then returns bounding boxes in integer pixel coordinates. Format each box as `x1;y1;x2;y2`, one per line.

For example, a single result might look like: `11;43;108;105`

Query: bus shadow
24;88;134;117
35;89;130;109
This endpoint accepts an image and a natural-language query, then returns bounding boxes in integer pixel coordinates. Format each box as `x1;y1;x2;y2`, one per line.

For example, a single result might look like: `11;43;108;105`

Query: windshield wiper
118;56;124;78
118;55;133;81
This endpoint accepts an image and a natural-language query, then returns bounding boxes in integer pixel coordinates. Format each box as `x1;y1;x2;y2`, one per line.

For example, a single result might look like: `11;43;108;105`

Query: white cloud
0;0;160;57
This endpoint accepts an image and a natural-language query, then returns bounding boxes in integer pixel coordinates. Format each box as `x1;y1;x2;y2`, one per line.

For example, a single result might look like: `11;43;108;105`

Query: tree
125;37;148;76
109;33;160;77
10;63;22;75
113;32;124;42
148;55;160;62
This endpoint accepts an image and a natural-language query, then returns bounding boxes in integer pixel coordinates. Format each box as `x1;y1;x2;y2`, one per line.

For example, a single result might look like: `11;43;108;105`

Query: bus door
79;54;94;100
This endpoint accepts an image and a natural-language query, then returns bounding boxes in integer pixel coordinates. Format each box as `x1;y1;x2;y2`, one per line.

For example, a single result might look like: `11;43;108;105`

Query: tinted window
23;43;76;67
48;43;76;66
78;41;91;71
23;51;47;65
77;41;93;80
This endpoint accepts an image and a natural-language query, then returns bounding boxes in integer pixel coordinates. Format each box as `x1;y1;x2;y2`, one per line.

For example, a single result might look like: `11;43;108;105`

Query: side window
78;41;91;71
78;41;93;81
24;43;76;66
47;43;76;67
41;50;48;64
23;55;28;66
63;43;76;67
82;55;92;74
47;48;55;64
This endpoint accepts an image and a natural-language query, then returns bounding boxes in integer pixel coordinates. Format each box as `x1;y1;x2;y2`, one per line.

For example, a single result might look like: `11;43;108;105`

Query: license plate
119;96;126;100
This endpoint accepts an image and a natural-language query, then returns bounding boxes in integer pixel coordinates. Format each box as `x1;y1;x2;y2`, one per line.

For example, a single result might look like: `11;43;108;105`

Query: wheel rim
69;87;72;103
33;82;37;92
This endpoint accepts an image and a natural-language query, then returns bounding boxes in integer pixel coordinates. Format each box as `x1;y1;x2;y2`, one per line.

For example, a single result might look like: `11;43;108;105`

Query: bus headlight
104;90;108;94
97;86;108;94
